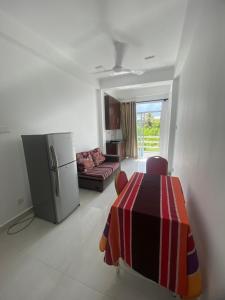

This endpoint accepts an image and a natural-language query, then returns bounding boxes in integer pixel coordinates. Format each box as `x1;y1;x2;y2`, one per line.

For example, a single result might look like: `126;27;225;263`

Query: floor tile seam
60;271;116;300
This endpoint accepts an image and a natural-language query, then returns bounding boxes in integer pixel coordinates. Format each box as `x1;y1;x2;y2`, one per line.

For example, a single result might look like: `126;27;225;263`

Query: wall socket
17;198;25;205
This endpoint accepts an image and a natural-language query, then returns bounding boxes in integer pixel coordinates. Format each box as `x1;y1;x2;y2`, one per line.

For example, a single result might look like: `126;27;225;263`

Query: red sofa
76;148;120;192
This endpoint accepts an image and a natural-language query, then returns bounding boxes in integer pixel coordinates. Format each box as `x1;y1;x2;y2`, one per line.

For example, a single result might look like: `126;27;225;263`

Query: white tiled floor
0;159;175;300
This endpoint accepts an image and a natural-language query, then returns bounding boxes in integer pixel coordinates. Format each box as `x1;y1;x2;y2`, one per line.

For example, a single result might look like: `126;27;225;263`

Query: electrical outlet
17;198;24;205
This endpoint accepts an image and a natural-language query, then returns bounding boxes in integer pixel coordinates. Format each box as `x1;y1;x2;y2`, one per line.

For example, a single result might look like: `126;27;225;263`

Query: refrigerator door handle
50;145;58;170
51;168;60;197
50;145;60;196
54;169;60;197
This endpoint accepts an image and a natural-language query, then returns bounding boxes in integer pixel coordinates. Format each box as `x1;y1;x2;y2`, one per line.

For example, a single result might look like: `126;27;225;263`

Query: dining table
99;172;202;299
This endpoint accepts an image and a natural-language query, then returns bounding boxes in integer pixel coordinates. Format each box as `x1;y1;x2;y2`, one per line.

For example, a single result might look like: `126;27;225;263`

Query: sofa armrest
104;154;120;162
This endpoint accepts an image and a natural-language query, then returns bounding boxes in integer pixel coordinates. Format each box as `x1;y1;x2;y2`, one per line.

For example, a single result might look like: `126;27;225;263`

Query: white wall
0;34;99;226
173;1;225;299
160;96;171;162
166;78;179;172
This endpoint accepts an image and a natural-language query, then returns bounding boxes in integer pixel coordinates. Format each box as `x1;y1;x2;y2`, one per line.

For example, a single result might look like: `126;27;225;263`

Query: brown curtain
121;101;137;158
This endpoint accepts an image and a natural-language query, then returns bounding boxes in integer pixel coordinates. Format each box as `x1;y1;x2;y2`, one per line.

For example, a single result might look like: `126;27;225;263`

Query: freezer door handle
50;145;58;170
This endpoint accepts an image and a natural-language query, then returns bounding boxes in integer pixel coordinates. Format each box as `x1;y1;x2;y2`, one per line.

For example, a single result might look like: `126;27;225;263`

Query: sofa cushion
101;162;120;172
76;151;92;161
78;162;120;181
76;152;94;172
91;148;106;166
82;158;95;170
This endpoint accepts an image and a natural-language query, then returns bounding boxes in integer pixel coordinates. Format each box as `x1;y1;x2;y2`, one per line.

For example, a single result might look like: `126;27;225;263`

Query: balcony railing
137;135;160;152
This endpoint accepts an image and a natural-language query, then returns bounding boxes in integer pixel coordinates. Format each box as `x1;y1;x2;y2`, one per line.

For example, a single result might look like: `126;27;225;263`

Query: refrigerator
22;132;79;223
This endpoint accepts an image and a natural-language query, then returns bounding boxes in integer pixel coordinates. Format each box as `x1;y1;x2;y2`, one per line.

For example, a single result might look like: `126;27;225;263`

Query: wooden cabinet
105;95;120;129
106;141;126;160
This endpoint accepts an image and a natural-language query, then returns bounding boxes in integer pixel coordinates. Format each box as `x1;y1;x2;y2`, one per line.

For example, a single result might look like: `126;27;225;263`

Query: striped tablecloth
99;172;202;299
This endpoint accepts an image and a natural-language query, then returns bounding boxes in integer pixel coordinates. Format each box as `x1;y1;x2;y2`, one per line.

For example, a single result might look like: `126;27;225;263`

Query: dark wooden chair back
146;156;168;175
115;171;128;195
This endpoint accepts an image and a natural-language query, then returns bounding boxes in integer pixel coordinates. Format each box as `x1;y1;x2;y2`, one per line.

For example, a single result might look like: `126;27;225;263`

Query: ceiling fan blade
91;69;113;74
130;69;145;75
109;71;131;77
113;40;126;68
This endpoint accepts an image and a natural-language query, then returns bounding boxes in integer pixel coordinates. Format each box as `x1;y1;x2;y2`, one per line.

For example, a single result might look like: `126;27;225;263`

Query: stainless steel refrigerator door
51;161;79;222
47;132;76;167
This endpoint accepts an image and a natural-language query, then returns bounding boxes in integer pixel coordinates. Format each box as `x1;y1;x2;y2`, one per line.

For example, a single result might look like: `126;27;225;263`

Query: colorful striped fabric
99;172;202;299
79;162;120;180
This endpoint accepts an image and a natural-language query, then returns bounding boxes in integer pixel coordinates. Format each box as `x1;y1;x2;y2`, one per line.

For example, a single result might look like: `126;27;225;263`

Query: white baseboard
0;207;33;233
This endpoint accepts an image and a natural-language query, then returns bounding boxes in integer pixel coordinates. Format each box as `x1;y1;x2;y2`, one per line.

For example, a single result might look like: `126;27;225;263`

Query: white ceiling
0;0;187;78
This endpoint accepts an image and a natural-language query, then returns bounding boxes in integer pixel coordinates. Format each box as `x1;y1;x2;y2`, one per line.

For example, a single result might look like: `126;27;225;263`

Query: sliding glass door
136;101;162;159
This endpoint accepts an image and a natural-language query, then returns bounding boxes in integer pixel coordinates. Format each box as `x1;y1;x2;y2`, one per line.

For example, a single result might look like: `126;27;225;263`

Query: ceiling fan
93;40;145;77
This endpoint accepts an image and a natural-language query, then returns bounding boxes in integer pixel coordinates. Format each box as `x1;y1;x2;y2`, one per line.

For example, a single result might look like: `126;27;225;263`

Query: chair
146;156;168;175
115;171;128;195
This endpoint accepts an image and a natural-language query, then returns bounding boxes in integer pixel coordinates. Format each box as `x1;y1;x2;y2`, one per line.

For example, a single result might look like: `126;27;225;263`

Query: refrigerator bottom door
52;161;79;223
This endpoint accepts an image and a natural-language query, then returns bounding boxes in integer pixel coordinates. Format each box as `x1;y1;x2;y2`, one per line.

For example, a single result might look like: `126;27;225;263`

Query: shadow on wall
0;66;83;129
0;132;31;225
0;63;98;225
0;61;97;141
175;0;204;78
187;187;225;300
186;186;210;300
